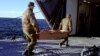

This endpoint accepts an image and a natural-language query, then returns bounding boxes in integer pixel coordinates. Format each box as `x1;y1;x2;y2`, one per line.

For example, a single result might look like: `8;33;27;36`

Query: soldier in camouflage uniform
59;14;72;47
22;2;40;56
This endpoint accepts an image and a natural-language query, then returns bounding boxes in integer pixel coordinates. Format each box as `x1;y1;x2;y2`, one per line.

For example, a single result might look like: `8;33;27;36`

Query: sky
0;0;45;19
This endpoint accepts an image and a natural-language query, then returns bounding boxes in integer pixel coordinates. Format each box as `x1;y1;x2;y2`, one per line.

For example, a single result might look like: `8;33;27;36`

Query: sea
0;18;49;39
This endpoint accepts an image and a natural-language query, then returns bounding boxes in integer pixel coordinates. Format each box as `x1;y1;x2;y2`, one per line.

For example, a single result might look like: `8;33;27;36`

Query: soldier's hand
36;32;39;34
36;32;40;39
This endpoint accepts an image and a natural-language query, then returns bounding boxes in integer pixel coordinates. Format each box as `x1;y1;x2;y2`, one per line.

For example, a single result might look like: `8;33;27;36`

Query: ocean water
0;18;49;39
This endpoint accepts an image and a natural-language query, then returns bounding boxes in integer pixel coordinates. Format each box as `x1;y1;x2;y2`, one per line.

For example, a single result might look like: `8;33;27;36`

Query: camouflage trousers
23;29;37;52
60;33;69;45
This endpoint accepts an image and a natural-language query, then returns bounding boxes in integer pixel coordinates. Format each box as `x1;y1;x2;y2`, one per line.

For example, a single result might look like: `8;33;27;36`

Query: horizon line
0;17;45;19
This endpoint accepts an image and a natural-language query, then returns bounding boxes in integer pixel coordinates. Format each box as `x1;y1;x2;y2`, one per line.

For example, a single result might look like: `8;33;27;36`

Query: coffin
39;30;68;39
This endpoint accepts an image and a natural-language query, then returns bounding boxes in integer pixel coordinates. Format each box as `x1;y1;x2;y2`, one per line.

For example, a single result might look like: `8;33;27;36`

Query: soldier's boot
23;50;30;56
23;50;35;56
66;44;69;47
66;41;69;47
59;42;63;47
29;52;35;55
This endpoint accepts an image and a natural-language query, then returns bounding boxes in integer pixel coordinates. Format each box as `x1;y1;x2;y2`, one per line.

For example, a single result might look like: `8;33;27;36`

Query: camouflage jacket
59;17;72;33
22;8;39;33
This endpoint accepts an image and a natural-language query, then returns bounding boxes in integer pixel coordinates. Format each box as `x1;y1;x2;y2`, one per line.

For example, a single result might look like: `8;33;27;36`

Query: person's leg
65;36;69;46
60;33;69;47
25;35;31;43
23;30;36;55
23;33;31;56
60;38;66;45
24;34;37;56
27;34;37;53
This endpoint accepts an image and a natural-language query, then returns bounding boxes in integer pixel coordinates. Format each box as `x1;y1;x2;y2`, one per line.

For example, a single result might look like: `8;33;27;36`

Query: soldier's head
66;14;71;18
28;2;34;10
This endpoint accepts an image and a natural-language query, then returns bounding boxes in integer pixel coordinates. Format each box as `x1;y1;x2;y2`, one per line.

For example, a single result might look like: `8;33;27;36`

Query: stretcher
39;30;68;39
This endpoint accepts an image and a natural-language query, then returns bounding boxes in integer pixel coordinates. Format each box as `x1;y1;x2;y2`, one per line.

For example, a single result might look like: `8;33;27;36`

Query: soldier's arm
30;15;40;33
33;18;40;33
28;11;40;33
68;19;72;33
